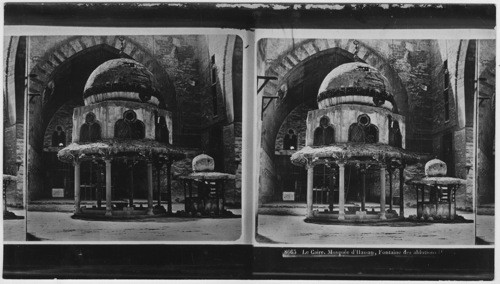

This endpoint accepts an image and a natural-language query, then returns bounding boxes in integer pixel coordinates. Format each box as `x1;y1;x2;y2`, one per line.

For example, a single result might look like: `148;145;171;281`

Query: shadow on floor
255;233;281;244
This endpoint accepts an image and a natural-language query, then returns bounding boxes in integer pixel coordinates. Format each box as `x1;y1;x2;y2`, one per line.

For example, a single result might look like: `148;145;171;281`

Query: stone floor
4;203;242;242
3;208;26;241
257;202;493;245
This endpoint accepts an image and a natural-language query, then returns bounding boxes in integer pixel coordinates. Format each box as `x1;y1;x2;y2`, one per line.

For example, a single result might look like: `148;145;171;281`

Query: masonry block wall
477;40;496;205
258;38;494;209
3;35;242;204
275;104;313;152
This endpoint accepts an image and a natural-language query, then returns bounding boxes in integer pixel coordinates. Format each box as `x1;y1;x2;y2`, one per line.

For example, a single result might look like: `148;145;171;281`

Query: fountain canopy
407;159;466;220
409;158;466;187
179;154;235;216
57;57;184;218
181;154;235;181
290;61;427;222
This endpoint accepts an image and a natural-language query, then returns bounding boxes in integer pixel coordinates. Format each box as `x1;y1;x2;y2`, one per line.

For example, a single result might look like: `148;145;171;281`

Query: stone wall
386;40;434;153
259;149;277;204
258;38;495;208
275;104;312;152
3;36;25;207
43;103;75;148
10;35;242;203
476;40;496;205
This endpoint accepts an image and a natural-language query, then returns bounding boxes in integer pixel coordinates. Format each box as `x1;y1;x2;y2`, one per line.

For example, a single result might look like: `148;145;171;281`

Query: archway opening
33;45;148;200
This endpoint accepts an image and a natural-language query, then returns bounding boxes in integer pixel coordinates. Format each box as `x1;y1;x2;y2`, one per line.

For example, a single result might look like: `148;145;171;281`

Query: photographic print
4;34;243;241
2;2;496;281
256;36;495;245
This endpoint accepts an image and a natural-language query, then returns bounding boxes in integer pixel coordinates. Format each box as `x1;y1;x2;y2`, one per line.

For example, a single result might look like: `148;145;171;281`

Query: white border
255;29;496;40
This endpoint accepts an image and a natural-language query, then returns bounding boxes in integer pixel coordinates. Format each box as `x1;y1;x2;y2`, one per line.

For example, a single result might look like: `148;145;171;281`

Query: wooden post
306;165;314;218
215;181;220;214
73;160;81;214
104;159;112;216
166;160;173;214
221;181;226;212
434;185;439;217
3;180;7;215
338;162;346;220
379;164;386;220
183;181;187;211
147;161;154;215
448;186;452;219
399;165;405;218
453;186;456;220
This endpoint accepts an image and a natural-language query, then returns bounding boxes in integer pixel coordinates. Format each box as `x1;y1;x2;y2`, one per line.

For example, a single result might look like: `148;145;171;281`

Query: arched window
155;115;170;144
365;124;379;143
313;116;335;146
389;119;402;148
348;114;378;143
52;125;66;147
80;112;101;142
283;129;298;150
115;110;145;139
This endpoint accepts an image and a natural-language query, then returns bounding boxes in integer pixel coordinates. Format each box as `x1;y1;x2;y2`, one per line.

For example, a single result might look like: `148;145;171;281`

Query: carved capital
71;153;86;166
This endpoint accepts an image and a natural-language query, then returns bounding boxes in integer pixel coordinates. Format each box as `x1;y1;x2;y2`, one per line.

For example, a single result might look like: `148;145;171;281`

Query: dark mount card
2;2;496;281
253;247;494;280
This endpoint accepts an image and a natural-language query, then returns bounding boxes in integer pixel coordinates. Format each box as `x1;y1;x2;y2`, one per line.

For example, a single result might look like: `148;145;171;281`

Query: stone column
147;161;154;215
166;160;173;214
105;159;112;216
156;163;162;207
389;167;393;211
128;163;134;207
338;162;346;220
361;166;366;212
328;167;335;212
306;165;314;218
399;165;405;218
380;164;387;220
73;160;81;214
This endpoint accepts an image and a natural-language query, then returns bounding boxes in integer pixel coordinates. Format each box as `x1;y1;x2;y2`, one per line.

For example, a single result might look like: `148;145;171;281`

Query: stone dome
317;62;397;112
83;58;162;106
192;154;215;172
425;158;447;177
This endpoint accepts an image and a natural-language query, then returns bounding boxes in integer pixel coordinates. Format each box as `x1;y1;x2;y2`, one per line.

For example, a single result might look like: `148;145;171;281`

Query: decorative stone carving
80;112;101;142
313;116;335;146
425;158;447;177
114;110;145;139
348;114;379;143
192;154;215;172
283;129;298;150
155;115;170;144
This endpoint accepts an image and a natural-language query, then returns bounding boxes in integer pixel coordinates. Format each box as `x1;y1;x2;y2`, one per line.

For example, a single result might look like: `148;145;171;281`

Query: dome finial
353;40;360;61
118;36;126;57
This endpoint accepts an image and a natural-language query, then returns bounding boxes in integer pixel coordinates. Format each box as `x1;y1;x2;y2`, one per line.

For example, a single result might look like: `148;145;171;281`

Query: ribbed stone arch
28;35;175;109
262;38;409;116
454;39;495;206
455;39;496;129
